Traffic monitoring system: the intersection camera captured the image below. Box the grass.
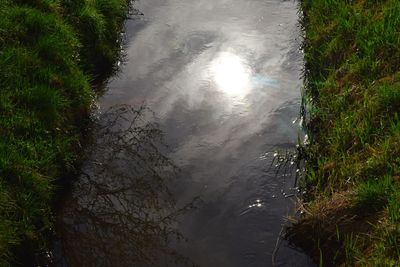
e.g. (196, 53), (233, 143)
(288, 0), (400, 265)
(0, 0), (128, 265)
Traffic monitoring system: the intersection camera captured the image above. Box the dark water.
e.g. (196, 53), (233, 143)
(54, 0), (315, 266)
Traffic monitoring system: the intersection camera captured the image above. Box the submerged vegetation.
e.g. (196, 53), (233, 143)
(288, 0), (400, 265)
(0, 0), (128, 265)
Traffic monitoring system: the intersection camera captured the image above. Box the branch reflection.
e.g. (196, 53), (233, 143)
(55, 105), (195, 267)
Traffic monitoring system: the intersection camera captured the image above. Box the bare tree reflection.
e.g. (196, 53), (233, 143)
(55, 105), (195, 267)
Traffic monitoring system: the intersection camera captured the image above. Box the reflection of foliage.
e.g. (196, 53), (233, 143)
(57, 105), (195, 267)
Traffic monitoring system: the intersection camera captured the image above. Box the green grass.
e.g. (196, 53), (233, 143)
(295, 0), (400, 265)
(0, 0), (128, 265)
(354, 175), (395, 211)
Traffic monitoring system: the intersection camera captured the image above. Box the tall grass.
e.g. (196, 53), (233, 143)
(296, 0), (400, 264)
(0, 0), (128, 265)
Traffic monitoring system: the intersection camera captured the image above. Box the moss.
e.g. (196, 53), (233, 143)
(0, 0), (128, 265)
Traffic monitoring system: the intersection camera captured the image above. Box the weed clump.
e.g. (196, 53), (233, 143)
(289, 0), (400, 265)
(0, 0), (128, 265)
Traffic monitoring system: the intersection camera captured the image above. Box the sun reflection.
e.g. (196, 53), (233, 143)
(210, 52), (251, 97)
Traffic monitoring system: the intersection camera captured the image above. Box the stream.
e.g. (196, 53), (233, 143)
(53, 0), (315, 266)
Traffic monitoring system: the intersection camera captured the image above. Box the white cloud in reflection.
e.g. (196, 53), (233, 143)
(210, 52), (251, 97)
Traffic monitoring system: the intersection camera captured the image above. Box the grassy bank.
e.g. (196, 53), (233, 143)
(0, 0), (128, 265)
(288, 0), (400, 265)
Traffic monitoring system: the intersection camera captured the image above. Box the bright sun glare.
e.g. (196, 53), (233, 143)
(210, 52), (251, 97)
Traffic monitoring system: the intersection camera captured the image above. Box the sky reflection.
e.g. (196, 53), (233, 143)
(96, 0), (311, 265)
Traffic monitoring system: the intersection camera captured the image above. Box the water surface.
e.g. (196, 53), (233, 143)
(56, 0), (314, 266)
